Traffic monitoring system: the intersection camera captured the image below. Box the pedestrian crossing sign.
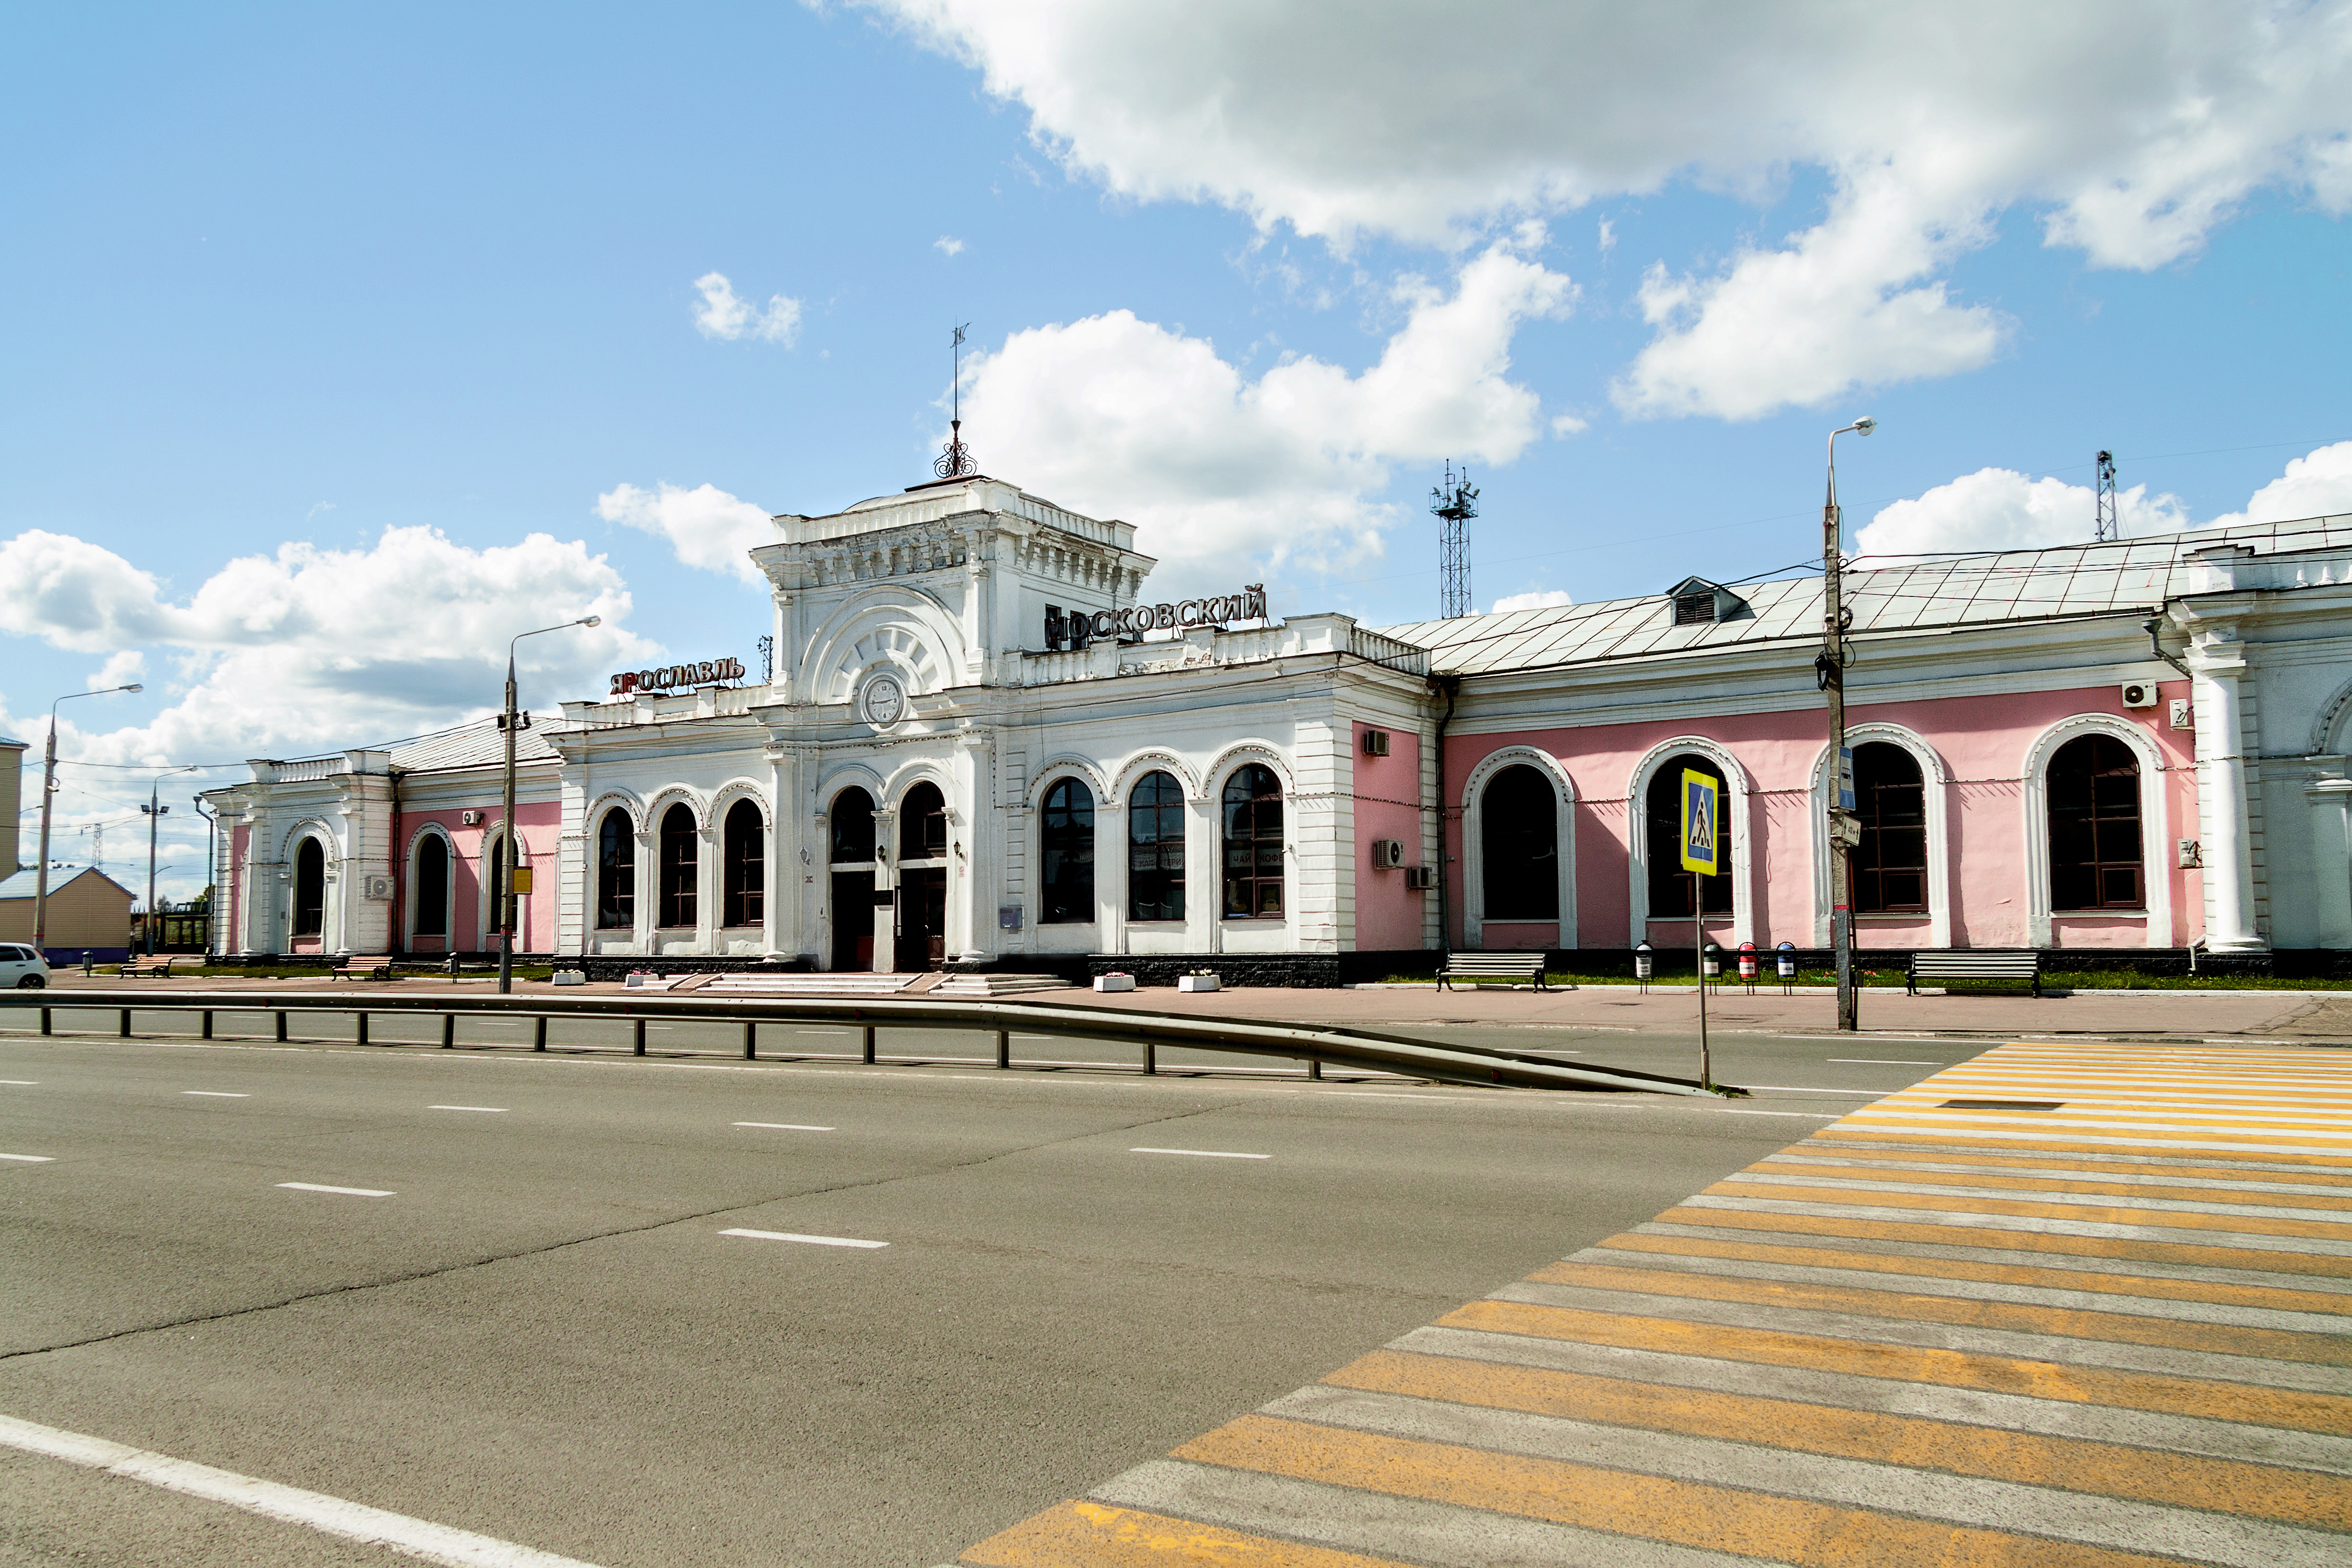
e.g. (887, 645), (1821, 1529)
(1679, 769), (1719, 877)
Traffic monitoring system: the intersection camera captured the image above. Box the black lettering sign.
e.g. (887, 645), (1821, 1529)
(1041, 584), (1267, 651)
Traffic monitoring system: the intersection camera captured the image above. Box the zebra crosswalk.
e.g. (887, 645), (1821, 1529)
(957, 1041), (2352, 1567)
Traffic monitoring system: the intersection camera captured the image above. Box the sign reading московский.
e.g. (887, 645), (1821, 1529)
(610, 657), (746, 696)
(1044, 585), (1267, 650)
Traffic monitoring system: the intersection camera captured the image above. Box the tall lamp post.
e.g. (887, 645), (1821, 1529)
(497, 617), (600, 994)
(32, 683), (142, 958)
(1819, 416), (1875, 1032)
(192, 793), (219, 960)
(140, 766), (200, 956)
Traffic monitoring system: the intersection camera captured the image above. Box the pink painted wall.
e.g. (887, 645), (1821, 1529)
(1446, 680), (2199, 951)
(393, 802), (565, 953)
(1353, 721), (1427, 950)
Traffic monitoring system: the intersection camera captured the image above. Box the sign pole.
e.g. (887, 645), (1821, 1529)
(1696, 909), (1709, 1090)
(1679, 767), (1719, 1091)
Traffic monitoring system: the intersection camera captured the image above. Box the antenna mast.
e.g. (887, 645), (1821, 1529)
(935, 322), (978, 479)
(2094, 450), (2119, 542)
(1430, 461), (1479, 619)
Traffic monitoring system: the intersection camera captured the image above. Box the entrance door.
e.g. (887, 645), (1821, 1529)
(831, 872), (874, 971)
(895, 867), (947, 971)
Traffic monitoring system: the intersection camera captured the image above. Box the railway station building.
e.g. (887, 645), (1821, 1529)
(202, 473), (2352, 980)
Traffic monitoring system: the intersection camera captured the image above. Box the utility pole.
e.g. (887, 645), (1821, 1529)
(1431, 462), (1478, 619)
(1819, 417), (1874, 1033)
(498, 618), (601, 993)
(2094, 451), (2119, 542)
(32, 683), (141, 957)
(141, 796), (167, 956)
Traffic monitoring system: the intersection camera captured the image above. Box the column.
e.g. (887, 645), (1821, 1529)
(1096, 799), (1126, 954)
(870, 809), (896, 973)
(633, 824), (656, 957)
(695, 819), (719, 955)
(2191, 638), (2262, 951)
(2307, 776), (2352, 949)
(764, 748), (799, 961)
(1189, 795), (1219, 954)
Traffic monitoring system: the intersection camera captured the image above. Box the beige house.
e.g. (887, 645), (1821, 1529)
(0, 867), (136, 959)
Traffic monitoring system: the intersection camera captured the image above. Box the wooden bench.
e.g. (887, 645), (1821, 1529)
(330, 954), (396, 981)
(1907, 949), (2040, 997)
(118, 955), (179, 978)
(1437, 951), (1552, 992)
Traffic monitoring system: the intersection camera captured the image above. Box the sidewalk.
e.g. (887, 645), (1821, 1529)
(32, 971), (2350, 1041)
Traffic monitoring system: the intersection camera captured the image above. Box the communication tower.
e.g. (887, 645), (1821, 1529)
(1431, 462), (1479, 619)
(2094, 450), (2120, 542)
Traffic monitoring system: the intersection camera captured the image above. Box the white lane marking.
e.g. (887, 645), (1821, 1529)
(0, 1079), (36, 1085)
(1721, 1110), (1842, 1119)
(733, 1122), (835, 1131)
(795, 1029), (845, 1035)
(0, 1410), (606, 1568)
(1828, 1059), (1940, 1065)
(720, 1228), (886, 1248)
(1320, 1091), (1484, 1102)
(1131, 1147), (1271, 1159)
(429, 1105), (509, 1113)
(277, 1182), (393, 1196)
(183, 1091), (249, 1098)
(0, 1153), (57, 1163)
(1746, 1086), (1898, 1096)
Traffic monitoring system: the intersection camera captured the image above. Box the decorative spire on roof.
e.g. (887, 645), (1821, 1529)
(934, 321), (978, 479)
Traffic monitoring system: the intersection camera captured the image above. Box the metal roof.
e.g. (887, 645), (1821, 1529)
(1377, 515), (2352, 677)
(385, 719), (559, 772)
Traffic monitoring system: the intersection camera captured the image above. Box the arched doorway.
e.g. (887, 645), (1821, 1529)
(828, 787), (877, 971)
(896, 782), (949, 970)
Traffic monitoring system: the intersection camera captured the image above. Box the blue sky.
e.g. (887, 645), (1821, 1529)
(5, 1), (2350, 898)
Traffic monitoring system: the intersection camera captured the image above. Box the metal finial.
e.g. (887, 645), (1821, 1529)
(935, 321), (978, 478)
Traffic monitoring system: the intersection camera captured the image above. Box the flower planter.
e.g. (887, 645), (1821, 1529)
(1176, 975), (1221, 992)
(1092, 973), (1136, 992)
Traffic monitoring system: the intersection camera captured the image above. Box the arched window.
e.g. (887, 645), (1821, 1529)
(829, 787), (875, 864)
(1644, 755), (1732, 918)
(2050, 735), (2143, 910)
(723, 799), (764, 928)
(414, 834), (449, 937)
(1222, 764), (1284, 918)
(901, 783), (948, 860)
(1852, 743), (1926, 913)
(1128, 771), (1186, 922)
(1038, 778), (1095, 924)
(595, 811), (635, 930)
(1481, 765), (1559, 920)
(293, 837), (326, 936)
(658, 804), (698, 928)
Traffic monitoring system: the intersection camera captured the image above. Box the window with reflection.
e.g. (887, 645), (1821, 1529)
(2049, 735), (2143, 910)
(1851, 743), (1927, 913)
(595, 811), (634, 930)
(829, 787), (875, 864)
(1222, 764), (1284, 918)
(658, 804), (698, 928)
(723, 799), (764, 928)
(1128, 771), (1186, 921)
(414, 834), (449, 937)
(1038, 778), (1095, 923)
(293, 837), (326, 936)
(1644, 755), (1733, 918)
(1481, 764), (1559, 920)
(900, 783), (948, 860)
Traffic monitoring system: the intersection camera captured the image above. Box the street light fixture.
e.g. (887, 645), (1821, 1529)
(1821, 416), (1874, 1033)
(32, 683), (142, 959)
(140, 766), (202, 956)
(496, 617), (601, 993)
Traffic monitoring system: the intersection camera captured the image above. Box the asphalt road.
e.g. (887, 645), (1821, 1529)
(0, 1010), (1985, 1567)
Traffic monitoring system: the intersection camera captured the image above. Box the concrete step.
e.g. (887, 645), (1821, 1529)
(699, 973), (915, 995)
(928, 974), (1075, 997)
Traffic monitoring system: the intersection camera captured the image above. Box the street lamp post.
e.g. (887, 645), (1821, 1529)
(192, 794), (218, 960)
(32, 684), (142, 958)
(140, 767), (200, 956)
(497, 618), (600, 994)
(1819, 416), (1875, 1033)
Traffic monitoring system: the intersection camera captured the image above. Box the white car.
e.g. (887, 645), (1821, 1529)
(0, 945), (51, 989)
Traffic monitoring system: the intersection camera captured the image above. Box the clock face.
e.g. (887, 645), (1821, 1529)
(862, 673), (905, 727)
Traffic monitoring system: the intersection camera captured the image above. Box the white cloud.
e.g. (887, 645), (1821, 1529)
(958, 240), (1574, 585)
(691, 271), (803, 344)
(855, 1), (2352, 417)
(2206, 441), (2352, 529)
(934, 235), (966, 255)
(1856, 469), (2190, 557)
(1492, 588), (1574, 613)
(595, 483), (777, 584)
(86, 650), (146, 690)
(0, 527), (652, 768)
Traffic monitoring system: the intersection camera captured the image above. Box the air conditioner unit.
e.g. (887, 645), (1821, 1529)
(461, 810), (483, 826)
(1371, 838), (1405, 869)
(1362, 729), (1391, 756)
(2119, 681), (2159, 709)
(1404, 865), (1437, 891)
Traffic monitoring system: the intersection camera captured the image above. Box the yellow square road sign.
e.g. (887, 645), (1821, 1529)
(1679, 770), (1718, 877)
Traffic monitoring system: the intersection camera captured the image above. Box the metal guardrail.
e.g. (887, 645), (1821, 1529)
(0, 989), (1721, 1096)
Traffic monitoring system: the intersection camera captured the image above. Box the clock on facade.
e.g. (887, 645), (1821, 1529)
(861, 672), (906, 728)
